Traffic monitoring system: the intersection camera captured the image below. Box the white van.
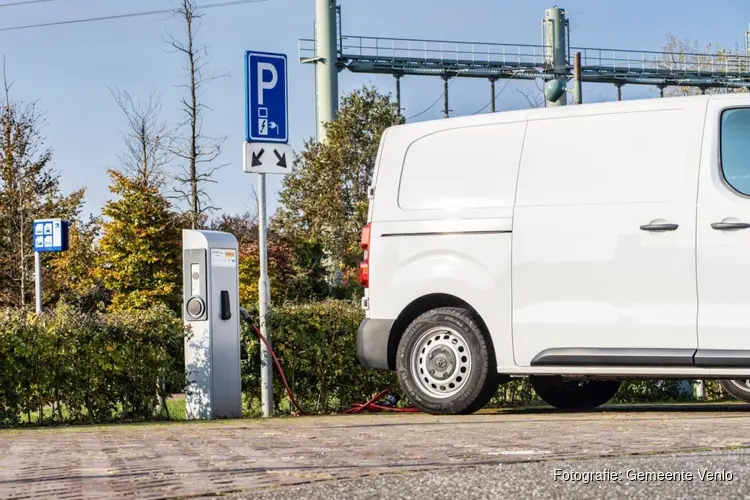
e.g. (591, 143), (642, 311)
(356, 92), (750, 415)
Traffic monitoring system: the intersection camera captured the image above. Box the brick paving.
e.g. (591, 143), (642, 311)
(1, 405), (750, 499)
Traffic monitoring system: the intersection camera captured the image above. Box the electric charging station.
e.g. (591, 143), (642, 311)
(182, 229), (242, 420)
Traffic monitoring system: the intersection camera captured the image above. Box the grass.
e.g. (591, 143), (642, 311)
(2, 387), (744, 430)
(4, 394), (274, 429)
(166, 398), (186, 420)
(9, 397), (188, 427)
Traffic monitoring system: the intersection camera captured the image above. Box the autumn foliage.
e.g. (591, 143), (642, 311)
(97, 170), (182, 312)
(0, 82), (85, 308)
(274, 85), (403, 299)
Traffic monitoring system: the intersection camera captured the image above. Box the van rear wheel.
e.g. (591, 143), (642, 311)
(720, 379), (750, 402)
(530, 376), (621, 410)
(396, 307), (499, 415)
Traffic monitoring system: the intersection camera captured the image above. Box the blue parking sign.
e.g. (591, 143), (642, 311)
(245, 51), (288, 144)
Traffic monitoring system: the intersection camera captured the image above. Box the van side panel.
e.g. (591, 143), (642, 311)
(370, 228), (514, 366)
(397, 125), (523, 211)
(511, 102), (705, 368)
(367, 120), (526, 370)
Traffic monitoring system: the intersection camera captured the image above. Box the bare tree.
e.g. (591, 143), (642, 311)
(110, 87), (171, 190)
(0, 59), (84, 307)
(566, 10), (584, 34)
(164, 0), (228, 229)
(516, 79), (548, 108)
(658, 33), (749, 97)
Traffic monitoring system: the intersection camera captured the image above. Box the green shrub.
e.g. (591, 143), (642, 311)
(240, 299), (397, 415)
(0, 304), (187, 426)
(611, 380), (693, 404)
(239, 300), (738, 414)
(489, 379), (540, 407)
(487, 379), (708, 409)
(704, 379), (732, 401)
(1, 297), (736, 427)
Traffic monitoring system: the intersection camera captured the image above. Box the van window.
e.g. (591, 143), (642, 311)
(398, 122), (526, 211)
(720, 108), (750, 196)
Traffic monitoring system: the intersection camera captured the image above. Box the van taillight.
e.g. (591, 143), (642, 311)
(359, 223), (371, 287)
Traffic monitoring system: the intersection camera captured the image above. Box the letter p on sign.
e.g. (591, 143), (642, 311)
(257, 62), (278, 106)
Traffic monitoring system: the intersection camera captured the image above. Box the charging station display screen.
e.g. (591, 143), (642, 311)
(211, 248), (237, 268)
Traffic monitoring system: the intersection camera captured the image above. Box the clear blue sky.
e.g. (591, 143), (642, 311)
(3, 0), (750, 220)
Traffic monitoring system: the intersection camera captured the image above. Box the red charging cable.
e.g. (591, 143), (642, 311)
(248, 320), (420, 415)
(250, 322), (308, 415)
(345, 388), (420, 414)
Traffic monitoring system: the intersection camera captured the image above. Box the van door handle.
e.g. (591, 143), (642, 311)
(640, 223), (678, 231)
(711, 221), (750, 230)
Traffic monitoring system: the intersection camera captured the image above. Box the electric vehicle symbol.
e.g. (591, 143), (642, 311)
(257, 107), (279, 136)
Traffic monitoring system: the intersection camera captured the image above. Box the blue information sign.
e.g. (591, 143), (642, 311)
(33, 218), (69, 253)
(245, 51), (289, 144)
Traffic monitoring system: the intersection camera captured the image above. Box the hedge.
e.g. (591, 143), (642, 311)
(0, 300), (736, 426)
(240, 299), (397, 415)
(488, 379), (709, 408)
(0, 304), (186, 426)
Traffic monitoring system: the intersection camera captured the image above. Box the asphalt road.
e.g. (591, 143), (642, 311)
(240, 450), (748, 499)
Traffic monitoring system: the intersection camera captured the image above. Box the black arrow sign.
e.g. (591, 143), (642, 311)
(274, 149), (287, 168)
(251, 148), (265, 167)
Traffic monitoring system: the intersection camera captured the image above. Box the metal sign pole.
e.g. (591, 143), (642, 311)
(32, 218), (69, 313)
(34, 251), (41, 314)
(257, 172), (273, 418)
(244, 49), (291, 418)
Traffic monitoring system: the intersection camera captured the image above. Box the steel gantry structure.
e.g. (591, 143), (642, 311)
(300, 2), (750, 136)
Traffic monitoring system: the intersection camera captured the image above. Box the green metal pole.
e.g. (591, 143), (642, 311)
(544, 6), (568, 107)
(315, 0), (338, 142)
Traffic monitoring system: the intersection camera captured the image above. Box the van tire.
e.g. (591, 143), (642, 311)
(720, 379), (750, 402)
(395, 307), (498, 415)
(530, 376), (621, 410)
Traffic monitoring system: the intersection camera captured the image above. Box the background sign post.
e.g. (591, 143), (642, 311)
(32, 218), (69, 313)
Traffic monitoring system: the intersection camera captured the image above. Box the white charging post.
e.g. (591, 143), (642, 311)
(182, 229), (242, 419)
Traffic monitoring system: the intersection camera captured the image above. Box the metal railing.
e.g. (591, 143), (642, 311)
(299, 34), (750, 84)
(300, 35), (551, 69)
(571, 46), (750, 77)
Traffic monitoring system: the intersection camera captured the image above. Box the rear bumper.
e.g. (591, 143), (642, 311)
(356, 318), (394, 371)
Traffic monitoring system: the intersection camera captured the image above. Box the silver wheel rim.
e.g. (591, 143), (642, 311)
(410, 326), (472, 399)
(728, 379), (750, 392)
